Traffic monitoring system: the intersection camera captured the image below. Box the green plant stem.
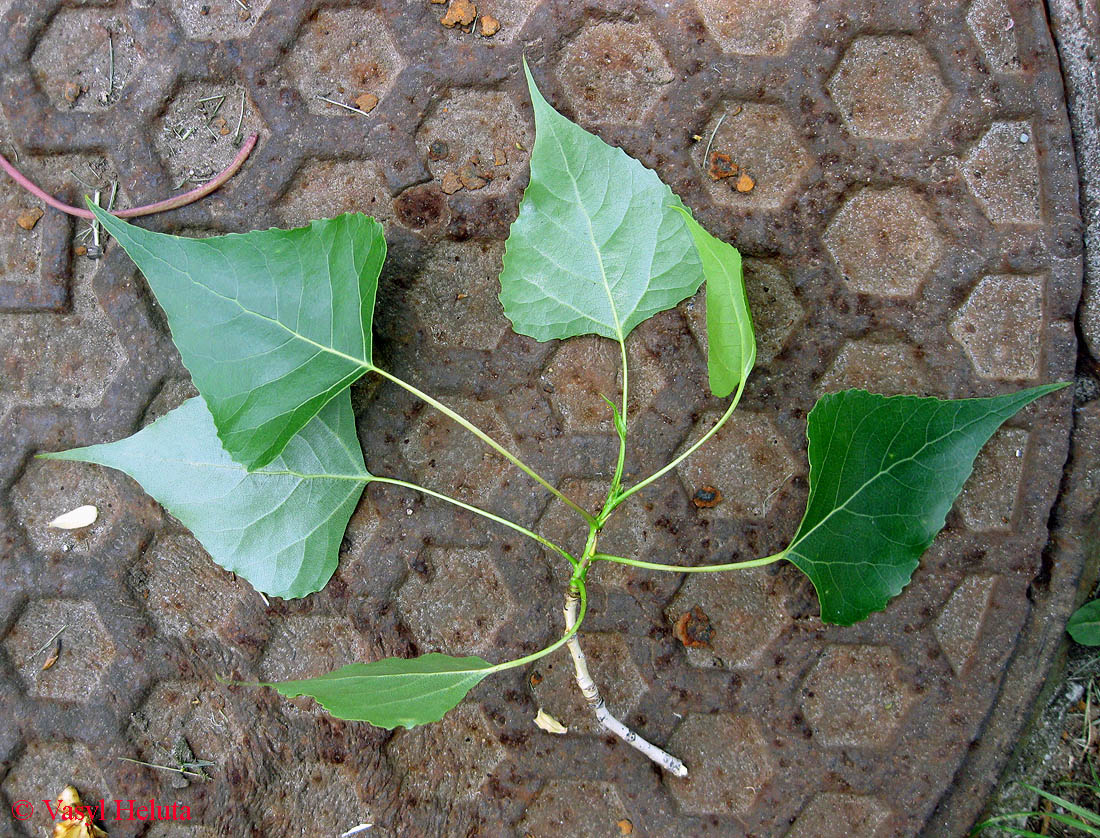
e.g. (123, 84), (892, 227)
(372, 366), (596, 526)
(593, 551), (784, 573)
(484, 580), (588, 674)
(608, 338), (629, 504)
(610, 375), (747, 512)
(372, 476), (577, 567)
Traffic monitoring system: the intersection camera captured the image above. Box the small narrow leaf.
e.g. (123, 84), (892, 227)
(785, 384), (1066, 625)
(266, 653), (495, 729)
(534, 708), (568, 734)
(673, 208), (755, 397)
(42, 390), (368, 599)
(499, 59), (704, 342)
(47, 504), (98, 530)
(1068, 600), (1100, 646)
(90, 204), (385, 470)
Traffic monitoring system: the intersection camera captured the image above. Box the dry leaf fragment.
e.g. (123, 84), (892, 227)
(48, 505), (98, 530)
(43, 637), (61, 670)
(17, 206), (44, 230)
(735, 172), (755, 192)
(480, 14), (501, 36)
(534, 708), (568, 734)
(52, 785), (108, 838)
(440, 0), (476, 28)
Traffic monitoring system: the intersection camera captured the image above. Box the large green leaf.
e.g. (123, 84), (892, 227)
(90, 204), (384, 470)
(266, 653), (495, 729)
(673, 208), (755, 397)
(1068, 600), (1100, 646)
(42, 390), (369, 599)
(785, 385), (1065, 625)
(498, 60), (703, 342)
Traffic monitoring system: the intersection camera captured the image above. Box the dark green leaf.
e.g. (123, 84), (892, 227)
(786, 385), (1066, 625)
(266, 653), (495, 729)
(42, 390), (369, 599)
(499, 60), (703, 342)
(1068, 600), (1100, 646)
(673, 208), (755, 397)
(90, 204), (384, 470)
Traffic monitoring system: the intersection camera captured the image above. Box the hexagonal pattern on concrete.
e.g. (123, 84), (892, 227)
(153, 81), (266, 187)
(786, 793), (892, 838)
(417, 89), (532, 199)
(694, 0), (813, 56)
(682, 258), (804, 368)
(540, 335), (667, 433)
(665, 568), (788, 669)
(801, 645), (916, 749)
(11, 457), (123, 557)
(278, 158), (395, 228)
(828, 36), (949, 140)
(30, 8), (146, 111)
(1, 742), (109, 837)
(557, 21), (675, 127)
(387, 703), (506, 803)
(693, 103), (814, 209)
(825, 187), (944, 297)
(961, 121), (1043, 225)
(967, 0), (1022, 73)
(3, 598), (116, 701)
(676, 411), (798, 520)
(168, 0), (272, 41)
(282, 7), (403, 116)
(258, 615), (374, 683)
(407, 240), (510, 349)
(664, 713), (775, 816)
(933, 575), (998, 676)
(956, 428), (1030, 531)
(401, 396), (517, 505)
(127, 680), (239, 777)
(949, 274), (1045, 380)
(528, 633), (647, 735)
(518, 780), (631, 838)
(819, 338), (931, 396)
(397, 547), (516, 655)
(129, 532), (265, 647)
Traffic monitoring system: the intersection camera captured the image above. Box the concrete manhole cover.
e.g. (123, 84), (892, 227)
(0, 1), (1094, 836)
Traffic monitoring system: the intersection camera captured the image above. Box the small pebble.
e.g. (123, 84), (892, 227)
(480, 14), (501, 37)
(355, 92), (379, 113)
(63, 81), (81, 104)
(16, 207), (43, 230)
(441, 0), (476, 28)
(440, 171), (463, 194)
(1019, 132), (1029, 143)
(735, 172), (755, 192)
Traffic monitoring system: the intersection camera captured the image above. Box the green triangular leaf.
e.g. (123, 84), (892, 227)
(785, 384), (1066, 625)
(1068, 600), (1100, 646)
(42, 390), (369, 599)
(90, 204), (384, 470)
(498, 59), (704, 342)
(673, 208), (755, 397)
(266, 653), (495, 729)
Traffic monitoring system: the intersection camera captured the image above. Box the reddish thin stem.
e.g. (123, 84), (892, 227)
(0, 132), (258, 220)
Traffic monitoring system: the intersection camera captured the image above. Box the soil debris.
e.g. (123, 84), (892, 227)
(493, 147), (507, 166)
(440, 171), (463, 194)
(480, 14), (501, 37)
(63, 81), (81, 104)
(441, 0), (476, 28)
(735, 172), (755, 192)
(428, 139), (450, 161)
(16, 206), (44, 230)
(618, 820), (634, 836)
(692, 485), (723, 508)
(457, 163), (487, 190)
(673, 605), (715, 649)
(706, 151), (736, 180)
(354, 92), (379, 114)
